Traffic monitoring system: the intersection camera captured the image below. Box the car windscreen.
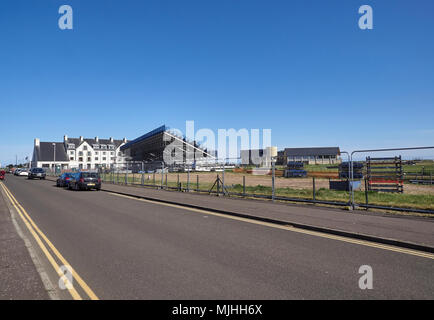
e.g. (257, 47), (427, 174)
(33, 168), (44, 172)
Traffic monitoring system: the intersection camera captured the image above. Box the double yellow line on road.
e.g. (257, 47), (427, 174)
(0, 182), (98, 300)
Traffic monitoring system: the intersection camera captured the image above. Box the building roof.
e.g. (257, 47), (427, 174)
(65, 138), (126, 148)
(120, 125), (167, 150)
(36, 142), (69, 162)
(284, 147), (340, 157)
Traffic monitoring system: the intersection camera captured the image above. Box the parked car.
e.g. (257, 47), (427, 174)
(19, 170), (29, 176)
(0, 170), (5, 180)
(28, 167), (46, 180)
(68, 171), (101, 191)
(56, 172), (73, 187)
(15, 169), (29, 176)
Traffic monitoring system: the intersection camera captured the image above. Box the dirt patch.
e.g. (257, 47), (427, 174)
(136, 172), (434, 195)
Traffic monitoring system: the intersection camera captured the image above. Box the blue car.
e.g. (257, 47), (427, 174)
(56, 172), (74, 188)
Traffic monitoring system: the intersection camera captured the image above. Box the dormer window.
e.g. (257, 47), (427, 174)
(108, 145), (115, 150)
(93, 144), (99, 149)
(100, 144), (107, 149)
(68, 144), (75, 149)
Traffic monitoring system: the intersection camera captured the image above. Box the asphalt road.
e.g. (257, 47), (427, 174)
(3, 175), (434, 299)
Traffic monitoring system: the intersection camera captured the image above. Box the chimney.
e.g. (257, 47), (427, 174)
(34, 138), (40, 147)
(64, 135), (68, 142)
(123, 137), (127, 143)
(95, 136), (99, 143)
(79, 136), (83, 142)
(109, 137), (114, 143)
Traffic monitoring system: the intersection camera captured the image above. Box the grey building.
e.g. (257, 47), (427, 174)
(281, 147), (341, 165)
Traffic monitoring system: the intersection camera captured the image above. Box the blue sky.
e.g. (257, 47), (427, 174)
(1, 0), (433, 165)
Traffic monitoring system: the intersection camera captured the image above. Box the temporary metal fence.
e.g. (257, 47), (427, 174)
(99, 158), (352, 209)
(45, 149), (434, 215)
(349, 146), (434, 214)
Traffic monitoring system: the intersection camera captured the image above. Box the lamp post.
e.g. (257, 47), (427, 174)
(52, 143), (56, 175)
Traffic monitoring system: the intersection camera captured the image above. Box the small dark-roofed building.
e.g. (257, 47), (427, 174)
(282, 147), (341, 165)
(31, 140), (69, 169)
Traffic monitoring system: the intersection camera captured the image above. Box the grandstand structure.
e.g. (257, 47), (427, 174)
(120, 125), (217, 172)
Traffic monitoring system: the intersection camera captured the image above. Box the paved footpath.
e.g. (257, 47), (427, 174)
(0, 188), (50, 300)
(101, 182), (434, 249)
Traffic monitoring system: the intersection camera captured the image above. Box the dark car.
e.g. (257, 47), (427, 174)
(56, 172), (73, 187)
(0, 170), (5, 180)
(28, 167), (46, 180)
(68, 171), (101, 191)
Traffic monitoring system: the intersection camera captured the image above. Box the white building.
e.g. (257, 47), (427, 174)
(32, 135), (128, 171)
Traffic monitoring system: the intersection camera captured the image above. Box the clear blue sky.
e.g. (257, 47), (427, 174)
(1, 0), (433, 165)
